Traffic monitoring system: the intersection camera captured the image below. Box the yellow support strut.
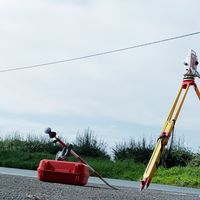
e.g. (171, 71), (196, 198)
(140, 79), (200, 191)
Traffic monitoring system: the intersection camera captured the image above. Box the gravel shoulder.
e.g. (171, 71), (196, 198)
(0, 174), (199, 200)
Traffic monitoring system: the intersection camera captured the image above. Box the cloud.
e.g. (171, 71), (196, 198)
(0, 0), (200, 149)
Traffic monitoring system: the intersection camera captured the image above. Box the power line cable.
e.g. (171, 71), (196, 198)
(0, 31), (200, 73)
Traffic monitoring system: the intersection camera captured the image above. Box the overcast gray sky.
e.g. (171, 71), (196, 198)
(0, 0), (200, 151)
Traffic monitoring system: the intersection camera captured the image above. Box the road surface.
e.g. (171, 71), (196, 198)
(0, 167), (200, 200)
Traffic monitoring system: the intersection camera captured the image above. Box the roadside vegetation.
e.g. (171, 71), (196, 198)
(0, 129), (200, 188)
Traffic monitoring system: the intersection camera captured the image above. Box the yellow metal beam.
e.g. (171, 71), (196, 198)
(162, 86), (183, 132)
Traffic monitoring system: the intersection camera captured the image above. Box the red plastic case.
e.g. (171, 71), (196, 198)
(37, 159), (89, 186)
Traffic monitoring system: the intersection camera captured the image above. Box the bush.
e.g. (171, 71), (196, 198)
(161, 138), (194, 168)
(0, 133), (61, 154)
(73, 128), (110, 159)
(113, 137), (194, 167)
(112, 138), (154, 164)
(0, 130), (110, 160)
(0, 131), (195, 167)
(189, 154), (200, 167)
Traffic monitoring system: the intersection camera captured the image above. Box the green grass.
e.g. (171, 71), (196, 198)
(0, 150), (54, 169)
(154, 166), (200, 188)
(0, 150), (145, 180)
(86, 158), (145, 180)
(1, 150), (200, 189)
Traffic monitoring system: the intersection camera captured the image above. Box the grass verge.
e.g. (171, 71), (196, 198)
(0, 150), (200, 188)
(154, 166), (200, 188)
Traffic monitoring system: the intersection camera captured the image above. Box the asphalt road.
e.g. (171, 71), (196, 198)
(0, 167), (200, 200)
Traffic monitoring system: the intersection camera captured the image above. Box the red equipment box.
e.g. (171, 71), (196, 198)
(37, 159), (89, 186)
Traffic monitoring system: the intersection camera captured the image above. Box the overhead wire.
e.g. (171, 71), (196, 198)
(0, 31), (200, 73)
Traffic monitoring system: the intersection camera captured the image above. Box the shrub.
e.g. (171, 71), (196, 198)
(189, 154), (200, 167)
(113, 136), (194, 167)
(161, 146), (193, 168)
(0, 133), (61, 154)
(112, 138), (154, 164)
(73, 128), (110, 159)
